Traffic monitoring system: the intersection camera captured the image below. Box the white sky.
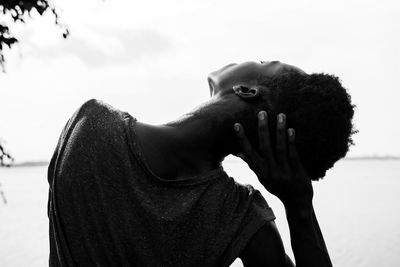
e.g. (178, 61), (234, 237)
(0, 0), (399, 162)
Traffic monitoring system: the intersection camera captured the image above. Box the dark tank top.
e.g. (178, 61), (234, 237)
(48, 99), (275, 267)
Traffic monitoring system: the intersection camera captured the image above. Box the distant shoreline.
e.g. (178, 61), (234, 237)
(343, 156), (400, 161)
(2, 156), (399, 169)
(5, 161), (49, 168)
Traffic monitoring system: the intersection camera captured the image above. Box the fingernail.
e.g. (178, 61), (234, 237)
(232, 85), (240, 91)
(288, 128), (294, 136)
(258, 111), (265, 120)
(234, 123), (240, 132)
(278, 113), (285, 123)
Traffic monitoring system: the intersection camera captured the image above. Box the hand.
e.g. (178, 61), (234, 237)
(234, 111), (313, 207)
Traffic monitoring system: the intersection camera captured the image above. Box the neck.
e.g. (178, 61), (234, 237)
(135, 98), (254, 179)
(163, 106), (238, 172)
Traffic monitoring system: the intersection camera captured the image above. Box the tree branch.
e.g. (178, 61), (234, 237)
(0, 0), (69, 72)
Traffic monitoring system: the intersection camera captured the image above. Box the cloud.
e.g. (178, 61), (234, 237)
(24, 27), (174, 67)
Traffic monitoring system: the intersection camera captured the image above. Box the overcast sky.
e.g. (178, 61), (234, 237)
(1, 0), (399, 162)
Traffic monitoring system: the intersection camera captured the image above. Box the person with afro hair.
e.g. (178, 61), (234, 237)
(48, 60), (355, 267)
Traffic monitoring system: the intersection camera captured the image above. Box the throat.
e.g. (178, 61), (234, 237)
(134, 121), (227, 181)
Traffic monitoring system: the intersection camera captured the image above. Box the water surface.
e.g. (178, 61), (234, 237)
(1, 159), (399, 266)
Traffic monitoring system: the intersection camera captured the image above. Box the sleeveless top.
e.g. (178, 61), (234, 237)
(48, 99), (275, 267)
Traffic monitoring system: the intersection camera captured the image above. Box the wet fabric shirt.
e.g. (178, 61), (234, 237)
(47, 99), (276, 267)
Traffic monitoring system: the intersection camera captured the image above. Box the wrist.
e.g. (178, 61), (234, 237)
(284, 200), (313, 221)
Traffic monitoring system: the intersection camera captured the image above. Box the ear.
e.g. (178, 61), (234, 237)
(232, 85), (260, 101)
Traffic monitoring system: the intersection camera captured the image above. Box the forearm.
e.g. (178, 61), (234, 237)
(234, 112), (333, 266)
(285, 203), (332, 267)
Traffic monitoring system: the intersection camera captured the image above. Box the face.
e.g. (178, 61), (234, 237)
(207, 61), (306, 97)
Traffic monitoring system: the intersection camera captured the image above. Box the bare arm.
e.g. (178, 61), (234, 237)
(240, 221), (294, 267)
(234, 111), (332, 267)
(285, 203), (332, 267)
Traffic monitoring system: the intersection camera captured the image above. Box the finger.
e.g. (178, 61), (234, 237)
(258, 111), (275, 165)
(287, 128), (307, 176)
(234, 123), (259, 161)
(276, 113), (289, 168)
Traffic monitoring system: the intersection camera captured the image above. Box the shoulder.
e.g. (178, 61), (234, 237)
(65, 99), (129, 140)
(233, 182), (262, 200)
(239, 221), (288, 267)
(232, 182), (276, 222)
(76, 99), (111, 117)
(72, 99), (129, 125)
